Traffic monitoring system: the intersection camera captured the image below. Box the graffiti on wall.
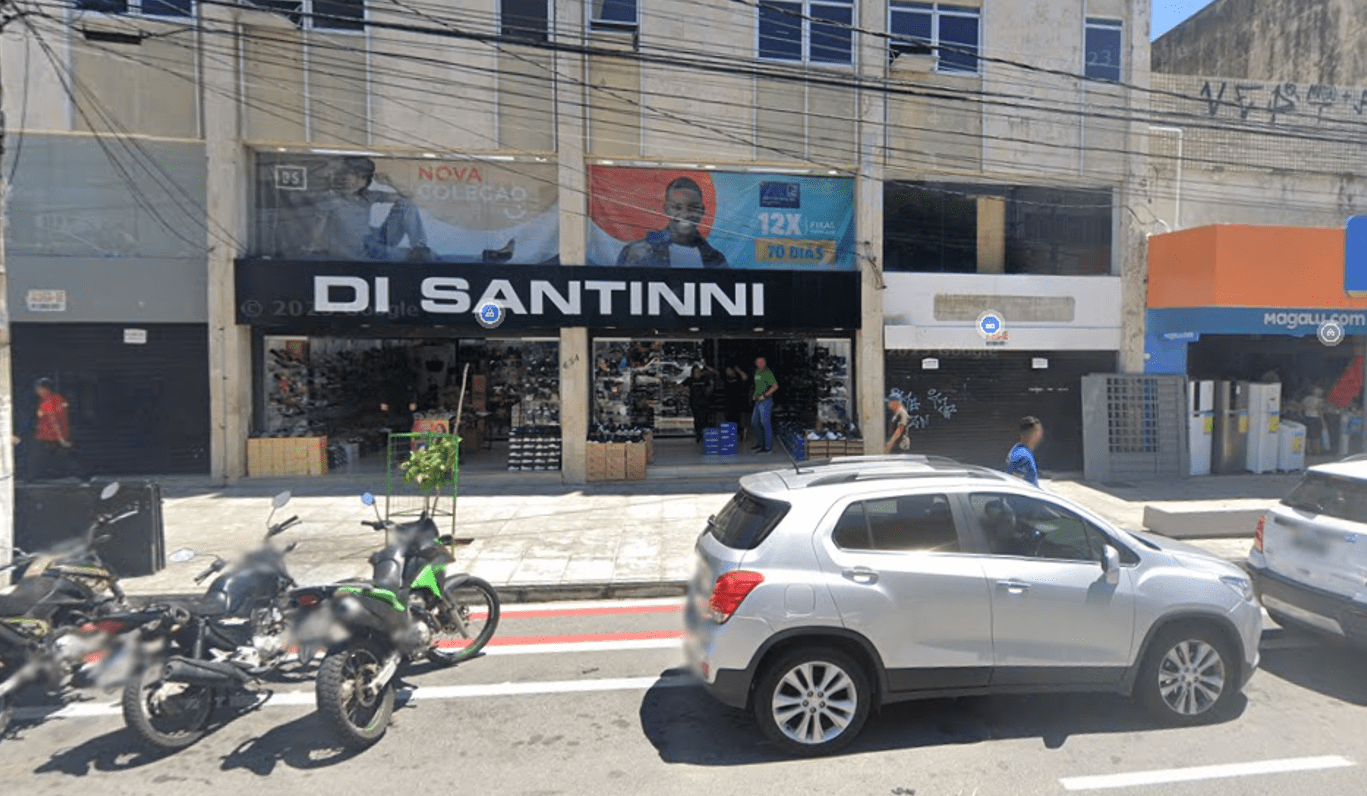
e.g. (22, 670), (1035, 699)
(1197, 79), (1367, 125)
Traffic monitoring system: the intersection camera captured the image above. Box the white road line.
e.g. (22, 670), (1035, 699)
(1060, 756), (1356, 791)
(10, 674), (697, 722)
(485, 638), (682, 655)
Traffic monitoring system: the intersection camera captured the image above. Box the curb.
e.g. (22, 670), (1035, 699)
(123, 580), (691, 606)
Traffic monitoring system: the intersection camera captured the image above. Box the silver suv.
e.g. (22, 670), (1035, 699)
(1248, 459), (1367, 644)
(684, 456), (1262, 756)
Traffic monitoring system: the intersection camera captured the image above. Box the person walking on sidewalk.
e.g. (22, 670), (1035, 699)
(751, 357), (778, 454)
(885, 393), (912, 454)
(1006, 416), (1043, 487)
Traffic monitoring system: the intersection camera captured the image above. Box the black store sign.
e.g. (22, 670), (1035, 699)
(235, 259), (861, 331)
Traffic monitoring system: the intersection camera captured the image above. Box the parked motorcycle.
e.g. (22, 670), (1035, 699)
(0, 483), (139, 736)
(118, 491), (314, 750)
(306, 493), (500, 749)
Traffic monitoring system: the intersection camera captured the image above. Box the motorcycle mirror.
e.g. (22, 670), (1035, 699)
(100, 482), (120, 501)
(361, 492), (376, 507)
(272, 491), (292, 509)
(169, 548), (196, 564)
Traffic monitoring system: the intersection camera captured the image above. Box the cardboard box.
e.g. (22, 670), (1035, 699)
(586, 443), (609, 481)
(605, 443), (628, 480)
(625, 441), (648, 480)
(644, 431), (655, 464)
(248, 436), (329, 477)
(807, 440), (828, 460)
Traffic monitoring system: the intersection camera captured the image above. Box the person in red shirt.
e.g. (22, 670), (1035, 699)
(32, 378), (78, 480)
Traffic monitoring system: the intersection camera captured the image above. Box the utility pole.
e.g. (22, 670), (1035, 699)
(0, 20), (13, 569)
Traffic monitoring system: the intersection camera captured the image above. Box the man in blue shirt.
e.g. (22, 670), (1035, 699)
(1006, 416), (1043, 487)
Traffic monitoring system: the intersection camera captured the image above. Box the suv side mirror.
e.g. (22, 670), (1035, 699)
(1102, 545), (1121, 585)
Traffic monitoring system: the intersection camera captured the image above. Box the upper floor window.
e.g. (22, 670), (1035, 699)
(591, 0), (637, 33)
(1085, 18), (1123, 82)
(235, 0), (365, 31)
(890, 2), (980, 75)
(74, 0), (192, 18)
(503, 0), (549, 42)
(758, 0), (854, 65)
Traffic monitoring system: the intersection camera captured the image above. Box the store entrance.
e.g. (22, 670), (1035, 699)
(590, 335), (857, 463)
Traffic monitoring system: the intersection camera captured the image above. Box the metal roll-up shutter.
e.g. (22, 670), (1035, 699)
(13, 323), (211, 476)
(883, 350), (1117, 472)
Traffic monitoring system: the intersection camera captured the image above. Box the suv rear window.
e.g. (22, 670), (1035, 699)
(709, 491), (791, 550)
(1282, 471), (1367, 523)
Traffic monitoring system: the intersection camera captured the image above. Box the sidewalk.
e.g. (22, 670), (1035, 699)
(106, 466), (1270, 602)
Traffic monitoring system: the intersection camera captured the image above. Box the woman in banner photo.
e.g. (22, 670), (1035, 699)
(616, 177), (729, 269)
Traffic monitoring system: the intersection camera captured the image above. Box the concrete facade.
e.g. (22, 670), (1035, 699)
(2, 0), (1153, 482)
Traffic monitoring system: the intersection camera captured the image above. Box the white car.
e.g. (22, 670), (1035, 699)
(1248, 459), (1367, 643)
(685, 455), (1262, 756)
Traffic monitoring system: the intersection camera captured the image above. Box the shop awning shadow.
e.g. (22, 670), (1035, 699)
(638, 669), (1247, 765)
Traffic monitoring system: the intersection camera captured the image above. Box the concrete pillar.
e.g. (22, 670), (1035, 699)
(976, 196), (1006, 274)
(555, 0), (589, 484)
(1118, 3), (1153, 375)
(856, 0), (887, 455)
(202, 7), (252, 482)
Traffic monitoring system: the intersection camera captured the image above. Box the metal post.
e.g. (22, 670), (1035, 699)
(0, 31), (15, 568)
(1359, 337), (1367, 456)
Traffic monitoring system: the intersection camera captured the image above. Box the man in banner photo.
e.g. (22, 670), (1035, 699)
(587, 166), (855, 270)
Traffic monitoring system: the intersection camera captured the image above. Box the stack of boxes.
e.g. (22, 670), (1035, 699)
(586, 439), (648, 481)
(508, 426), (562, 471)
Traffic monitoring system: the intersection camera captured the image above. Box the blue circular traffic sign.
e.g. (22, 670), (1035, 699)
(476, 301), (505, 329)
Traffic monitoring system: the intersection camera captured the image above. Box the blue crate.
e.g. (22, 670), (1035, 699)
(720, 422), (738, 432)
(703, 429), (721, 441)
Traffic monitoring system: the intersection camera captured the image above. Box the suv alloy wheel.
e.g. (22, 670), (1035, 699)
(753, 647), (872, 757)
(1137, 624), (1237, 725)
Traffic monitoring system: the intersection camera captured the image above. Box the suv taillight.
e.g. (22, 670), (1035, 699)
(1254, 516), (1266, 552)
(708, 571), (764, 623)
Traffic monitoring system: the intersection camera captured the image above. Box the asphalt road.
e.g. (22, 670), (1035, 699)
(3, 598), (1367, 796)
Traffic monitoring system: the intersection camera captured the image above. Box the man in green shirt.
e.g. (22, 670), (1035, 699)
(751, 357), (778, 454)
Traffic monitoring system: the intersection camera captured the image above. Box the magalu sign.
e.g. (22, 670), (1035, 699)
(235, 260), (861, 331)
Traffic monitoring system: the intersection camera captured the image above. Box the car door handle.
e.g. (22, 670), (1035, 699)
(842, 567), (879, 585)
(996, 580), (1031, 593)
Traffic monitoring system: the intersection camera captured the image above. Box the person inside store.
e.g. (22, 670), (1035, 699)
(1006, 416), (1044, 488)
(28, 378), (84, 481)
(378, 379), (418, 436)
(885, 392), (912, 454)
(682, 364), (718, 443)
(1301, 385), (1326, 455)
(723, 364), (750, 443)
(311, 156), (433, 262)
(751, 357), (778, 454)
(616, 177), (729, 268)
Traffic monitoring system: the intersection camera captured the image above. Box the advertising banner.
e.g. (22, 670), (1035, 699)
(586, 165), (855, 270)
(253, 152), (560, 264)
(235, 259), (861, 332)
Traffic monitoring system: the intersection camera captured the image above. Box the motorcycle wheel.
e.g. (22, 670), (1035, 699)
(121, 663), (214, 750)
(428, 576), (500, 666)
(317, 644), (395, 750)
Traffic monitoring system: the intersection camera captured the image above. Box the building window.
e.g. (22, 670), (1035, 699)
(1085, 18), (1123, 82)
(890, 2), (980, 75)
(758, 0), (854, 65)
(74, 0), (192, 18)
(503, 0), (549, 42)
(235, 0), (365, 31)
(591, 0), (637, 33)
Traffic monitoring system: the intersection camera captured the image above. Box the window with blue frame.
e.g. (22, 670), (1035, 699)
(1085, 18), (1124, 82)
(889, 2), (980, 75)
(591, 0), (638, 32)
(758, 0), (854, 65)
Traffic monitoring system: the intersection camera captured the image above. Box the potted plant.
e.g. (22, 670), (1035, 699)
(399, 433), (460, 517)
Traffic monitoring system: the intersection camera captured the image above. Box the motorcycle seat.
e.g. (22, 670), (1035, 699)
(162, 592), (232, 619)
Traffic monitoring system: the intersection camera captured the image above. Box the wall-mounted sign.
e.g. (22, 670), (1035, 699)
(123, 328), (148, 345)
(235, 259), (861, 332)
(921, 358), (940, 370)
(26, 289), (66, 312)
(586, 165), (855, 271)
(1032, 357), (1049, 369)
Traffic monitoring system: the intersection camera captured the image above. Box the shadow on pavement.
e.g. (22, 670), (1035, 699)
(34, 727), (186, 776)
(638, 669), (1248, 765)
(1259, 633), (1367, 707)
(219, 712), (361, 774)
(1079, 474), (1300, 504)
(148, 477), (741, 502)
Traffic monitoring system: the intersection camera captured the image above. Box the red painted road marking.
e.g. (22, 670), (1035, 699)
(480, 604), (683, 621)
(438, 629), (683, 649)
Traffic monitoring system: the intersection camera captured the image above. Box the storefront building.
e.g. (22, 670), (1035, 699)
(235, 155), (866, 480)
(1146, 225), (1367, 453)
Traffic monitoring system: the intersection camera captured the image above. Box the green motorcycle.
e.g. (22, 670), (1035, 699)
(301, 493), (499, 749)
